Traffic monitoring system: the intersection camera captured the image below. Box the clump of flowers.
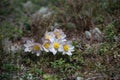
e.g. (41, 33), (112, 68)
(24, 29), (74, 56)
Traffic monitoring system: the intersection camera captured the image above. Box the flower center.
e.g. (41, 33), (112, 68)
(45, 35), (50, 40)
(63, 45), (69, 52)
(33, 45), (40, 51)
(53, 42), (60, 49)
(44, 42), (50, 49)
(54, 32), (61, 38)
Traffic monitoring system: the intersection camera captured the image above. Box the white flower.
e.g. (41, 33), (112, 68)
(42, 40), (51, 52)
(44, 31), (55, 42)
(24, 40), (42, 56)
(59, 41), (74, 56)
(53, 28), (66, 41)
(49, 39), (62, 55)
(24, 40), (34, 52)
(31, 43), (42, 56)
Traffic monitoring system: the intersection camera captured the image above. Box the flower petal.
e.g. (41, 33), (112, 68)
(36, 52), (40, 56)
(43, 47), (49, 52)
(67, 51), (72, 55)
(58, 46), (63, 52)
(50, 47), (57, 55)
(25, 48), (31, 52)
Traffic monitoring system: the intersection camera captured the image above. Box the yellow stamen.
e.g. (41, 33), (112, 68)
(53, 42), (60, 49)
(33, 45), (40, 51)
(54, 32), (61, 38)
(45, 35), (50, 40)
(44, 42), (50, 49)
(63, 45), (69, 52)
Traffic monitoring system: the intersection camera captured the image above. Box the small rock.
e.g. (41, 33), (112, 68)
(10, 42), (22, 53)
(85, 31), (92, 40)
(114, 35), (119, 42)
(42, 11), (52, 19)
(92, 27), (102, 41)
(32, 7), (52, 20)
(94, 33), (102, 41)
(23, 1), (33, 12)
(38, 7), (49, 15)
(27, 73), (33, 80)
(2, 38), (12, 53)
(50, 23), (61, 30)
(92, 27), (101, 34)
(76, 77), (83, 80)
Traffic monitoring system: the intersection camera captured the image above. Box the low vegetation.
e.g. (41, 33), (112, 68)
(0, 0), (120, 80)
